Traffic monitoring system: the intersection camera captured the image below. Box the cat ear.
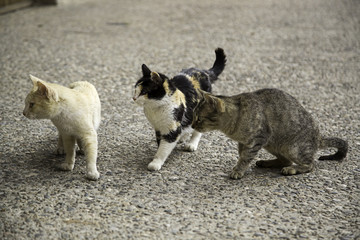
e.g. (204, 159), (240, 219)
(35, 79), (59, 101)
(204, 93), (225, 113)
(30, 74), (42, 87)
(215, 98), (226, 112)
(150, 71), (163, 84)
(142, 64), (151, 76)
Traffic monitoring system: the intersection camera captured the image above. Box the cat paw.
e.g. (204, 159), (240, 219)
(86, 170), (100, 181)
(147, 161), (162, 171)
(183, 143), (197, 152)
(229, 170), (244, 179)
(57, 162), (74, 171)
(281, 167), (297, 175)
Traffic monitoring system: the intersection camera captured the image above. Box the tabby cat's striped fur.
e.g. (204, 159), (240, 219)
(192, 88), (348, 179)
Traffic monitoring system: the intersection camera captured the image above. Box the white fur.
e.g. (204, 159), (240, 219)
(133, 88), (201, 170)
(23, 75), (101, 180)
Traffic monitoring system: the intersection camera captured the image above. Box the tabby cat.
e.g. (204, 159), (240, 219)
(133, 48), (226, 171)
(23, 75), (101, 180)
(192, 88), (348, 179)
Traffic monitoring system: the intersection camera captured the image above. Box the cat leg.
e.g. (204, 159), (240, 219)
(281, 162), (314, 175)
(76, 139), (85, 155)
(281, 145), (315, 175)
(148, 140), (177, 171)
(57, 134), (76, 171)
(178, 132), (190, 144)
(81, 131), (100, 180)
(56, 133), (65, 155)
(184, 130), (202, 152)
(230, 141), (263, 179)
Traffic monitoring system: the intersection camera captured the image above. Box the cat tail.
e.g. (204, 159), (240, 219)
(208, 48), (227, 83)
(318, 137), (348, 161)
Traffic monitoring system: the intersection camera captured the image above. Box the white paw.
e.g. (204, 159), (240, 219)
(184, 143), (197, 152)
(87, 170), (100, 181)
(57, 162), (74, 171)
(147, 161), (162, 171)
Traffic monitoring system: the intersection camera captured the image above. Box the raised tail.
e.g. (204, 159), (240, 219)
(318, 137), (348, 161)
(208, 48), (226, 83)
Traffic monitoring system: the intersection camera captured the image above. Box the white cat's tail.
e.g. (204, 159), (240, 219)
(318, 137), (348, 161)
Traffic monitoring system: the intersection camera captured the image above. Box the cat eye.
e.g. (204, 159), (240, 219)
(29, 102), (35, 108)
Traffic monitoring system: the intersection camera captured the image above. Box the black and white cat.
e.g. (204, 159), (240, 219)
(133, 48), (226, 171)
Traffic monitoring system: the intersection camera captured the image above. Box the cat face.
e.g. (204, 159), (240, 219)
(192, 90), (225, 132)
(133, 64), (167, 106)
(23, 75), (60, 119)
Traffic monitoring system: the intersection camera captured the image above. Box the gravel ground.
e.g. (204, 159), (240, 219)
(0, 0), (359, 239)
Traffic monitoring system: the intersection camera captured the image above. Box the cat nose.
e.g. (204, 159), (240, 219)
(132, 97), (137, 101)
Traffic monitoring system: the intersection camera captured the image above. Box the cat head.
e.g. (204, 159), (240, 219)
(191, 89), (225, 132)
(133, 64), (168, 105)
(23, 75), (60, 119)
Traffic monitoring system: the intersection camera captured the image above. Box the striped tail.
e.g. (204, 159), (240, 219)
(318, 137), (348, 160)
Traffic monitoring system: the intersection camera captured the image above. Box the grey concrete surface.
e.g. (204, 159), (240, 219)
(0, 0), (359, 239)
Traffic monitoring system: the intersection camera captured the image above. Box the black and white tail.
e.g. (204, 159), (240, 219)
(318, 137), (348, 160)
(209, 48), (227, 83)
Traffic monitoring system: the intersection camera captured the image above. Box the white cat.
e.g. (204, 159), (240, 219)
(23, 75), (101, 180)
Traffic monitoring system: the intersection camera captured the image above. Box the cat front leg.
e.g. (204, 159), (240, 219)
(81, 131), (100, 180)
(148, 139), (177, 171)
(184, 130), (202, 152)
(57, 134), (76, 171)
(230, 141), (263, 179)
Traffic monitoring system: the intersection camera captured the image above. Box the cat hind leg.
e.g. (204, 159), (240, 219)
(57, 135), (76, 171)
(56, 134), (65, 155)
(280, 145), (315, 175)
(281, 163), (314, 175)
(76, 139), (85, 155)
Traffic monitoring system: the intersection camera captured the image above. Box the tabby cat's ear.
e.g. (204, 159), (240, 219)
(150, 72), (163, 84)
(204, 93), (225, 113)
(215, 98), (226, 113)
(142, 64), (151, 76)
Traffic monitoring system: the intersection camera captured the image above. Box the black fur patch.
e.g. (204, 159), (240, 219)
(181, 69), (212, 92)
(135, 75), (167, 100)
(163, 127), (182, 143)
(173, 104), (185, 122)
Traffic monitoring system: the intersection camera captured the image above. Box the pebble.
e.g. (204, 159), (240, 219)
(0, 0), (358, 239)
